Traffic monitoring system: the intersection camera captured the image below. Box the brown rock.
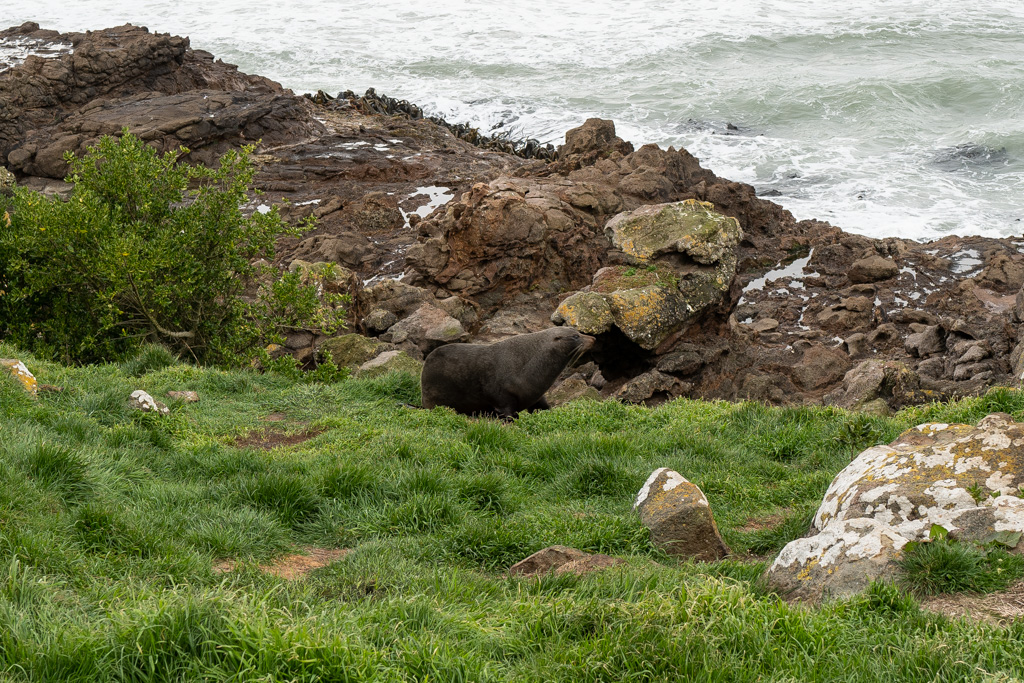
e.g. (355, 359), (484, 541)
(905, 324), (945, 357)
(634, 468), (729, 561)
(848, 255), (899, 284)
(546, 377), (602, 407)
(790, 345), (851, 391)
(508, 545), (624, 578)
(558, 118), (634, 163)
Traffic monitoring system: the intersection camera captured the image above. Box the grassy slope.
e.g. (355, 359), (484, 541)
(2, 342), (1024, 682)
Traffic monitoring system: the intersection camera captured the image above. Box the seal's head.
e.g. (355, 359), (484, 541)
(543, 326), (595, 368)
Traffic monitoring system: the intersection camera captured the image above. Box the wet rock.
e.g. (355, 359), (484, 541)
(356, 349), (422, 378)
(634, 468), (729, 561)
(1, 359), (37, 396)
(976, 252), (1024, 292)
(847, 255), (899, 283)
(508, 545), (624, 578)
(767, 414), (1024, 601)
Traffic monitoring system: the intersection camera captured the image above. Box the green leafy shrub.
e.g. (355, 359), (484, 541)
(0, 131), (345, 365)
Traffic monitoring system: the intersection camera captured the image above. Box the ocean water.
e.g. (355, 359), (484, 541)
(4, 1), (1024, 242)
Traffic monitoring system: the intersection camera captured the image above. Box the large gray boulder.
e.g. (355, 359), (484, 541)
(766, 413), (1024, 601)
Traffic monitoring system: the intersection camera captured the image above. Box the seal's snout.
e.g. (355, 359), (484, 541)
(578, 333), (595, 352)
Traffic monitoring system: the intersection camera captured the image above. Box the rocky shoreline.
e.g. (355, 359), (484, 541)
(4, 22), (1024, 411)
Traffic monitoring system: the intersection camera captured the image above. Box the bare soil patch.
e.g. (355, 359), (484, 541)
(234, 427), (324, 450)
(212, 547), (351, 579)
(738, 513), (786, 533)
(919, 579), (1024, 624)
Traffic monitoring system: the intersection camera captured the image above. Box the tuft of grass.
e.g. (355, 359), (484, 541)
(19, 441), (92, 503)
(120, 344), (178, 377)
(897, 538), (1024, 595)
(234, 470), (323, 528)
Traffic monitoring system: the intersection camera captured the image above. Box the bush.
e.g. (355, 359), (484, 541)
(0, 131), (345, 364)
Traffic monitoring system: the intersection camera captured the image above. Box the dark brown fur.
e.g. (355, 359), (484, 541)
(420, 327), (595, 418)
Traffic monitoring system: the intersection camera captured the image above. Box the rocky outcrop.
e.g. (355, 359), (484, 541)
(553, 200), (741, 351)
(634, 468), (729, 561)
(766, 413), (1024, 601)
(1, 23), (322, 176)
(5, 23), (1024, 408)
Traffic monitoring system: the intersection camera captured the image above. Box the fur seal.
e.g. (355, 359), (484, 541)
(420, 327), (595, 418)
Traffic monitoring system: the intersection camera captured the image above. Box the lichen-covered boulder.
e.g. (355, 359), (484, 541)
(767, 413), (1024, 601)
(553, 201), (741, 350)
(129, 390), (169, 415)
(552, 291), (614, 335)
(319, 334), (394, 369)
(604, 199), (741, 266)
(356, 350), (423, 378)
(608, 285), (692, 350)
(1, 359), (37, 396)
(634, 468), (730, 561)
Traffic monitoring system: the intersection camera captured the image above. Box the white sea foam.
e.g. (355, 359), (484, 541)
(5, 1), (1024, 241)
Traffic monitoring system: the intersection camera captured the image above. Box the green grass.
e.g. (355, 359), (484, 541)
(898, 539), (1024, 596)
(2, 342), (1024, 681)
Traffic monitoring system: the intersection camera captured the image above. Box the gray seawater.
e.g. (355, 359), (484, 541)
(4, 1), (1024, 241)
